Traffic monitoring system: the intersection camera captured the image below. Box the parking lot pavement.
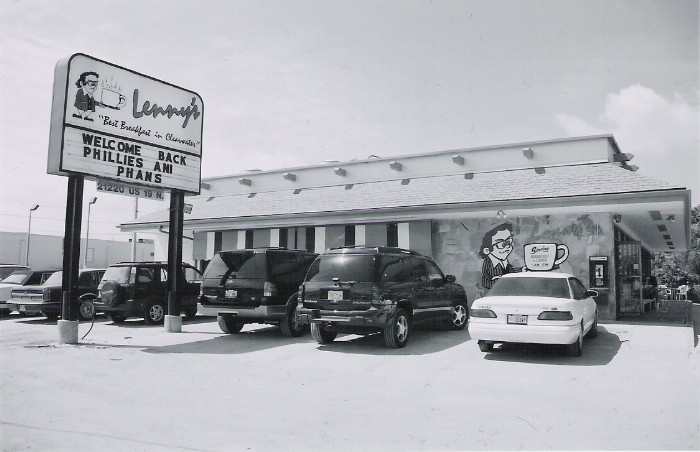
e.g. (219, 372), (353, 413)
(1, 314), (698, 451)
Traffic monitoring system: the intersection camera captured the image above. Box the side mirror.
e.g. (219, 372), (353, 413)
(585, 289), (599, 298)
(445, 274), (456, 283)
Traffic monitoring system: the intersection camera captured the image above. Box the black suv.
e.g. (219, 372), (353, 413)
(94, 262), (202, 324)
(198, 248), (318, 337)
(8, 268), (105, 320)
(298, 246), (469, 348)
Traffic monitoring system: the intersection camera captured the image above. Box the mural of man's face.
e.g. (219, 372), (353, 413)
(488, 229), (514, 261)
(83, 75), (98, 94)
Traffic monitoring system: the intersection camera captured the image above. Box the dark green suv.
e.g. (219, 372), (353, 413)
(94, 262), (202, 324)
(198, 248), (318, 337)
(298, 246), (469, 348)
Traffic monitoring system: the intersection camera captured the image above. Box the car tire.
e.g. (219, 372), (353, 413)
(183, 307), (198, 319)
(218, 314), (245, 334)
(310, 322), (337, 344)
(280, 294), (304, 338)
(79, 300), (95, 321)
(451, 300), (469, 330)
(478, 340), (494, 352)
(383, 308), (410, 348)
(109, 312), (127, 324)
(566, 324), (583, 357)
(144, 302), (166, 325)
(587, 311), (598, 338)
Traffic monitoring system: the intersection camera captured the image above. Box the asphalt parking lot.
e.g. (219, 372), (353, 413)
(1, 311), (699, 451)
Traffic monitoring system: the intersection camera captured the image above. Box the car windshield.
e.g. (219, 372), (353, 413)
(42, 271), (63, 286)
(102, 266), (132, 284)
(205, 251), (264, 280)
(486, 276), (571, 299)
(1, 271), (31, 285)
(306, 255), (376, 282)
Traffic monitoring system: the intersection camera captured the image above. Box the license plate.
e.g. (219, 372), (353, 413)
(225, 289), (237, 299)
(19, 306), (26, 312)
(327, 290), (344, 302)
(507, 314), (528, 325)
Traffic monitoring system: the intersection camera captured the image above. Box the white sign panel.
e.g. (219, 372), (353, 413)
(96, 179), (165, 201)
(48, 54), (203, 194)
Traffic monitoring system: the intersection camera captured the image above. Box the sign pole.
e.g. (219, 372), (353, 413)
(165, 190), (185, 333)
(58, 174), (84, 344)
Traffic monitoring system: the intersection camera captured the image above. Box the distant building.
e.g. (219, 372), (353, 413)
(118, 135), (692, 320)
(0, 231), (154, 270)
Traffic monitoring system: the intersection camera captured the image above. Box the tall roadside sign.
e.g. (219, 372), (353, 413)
(48, 53), (203, 342)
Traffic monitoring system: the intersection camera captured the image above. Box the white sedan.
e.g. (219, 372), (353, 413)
(468, 272), (598, 356)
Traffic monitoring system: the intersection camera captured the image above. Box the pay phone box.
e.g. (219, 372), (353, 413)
(589, 256), (610, 289)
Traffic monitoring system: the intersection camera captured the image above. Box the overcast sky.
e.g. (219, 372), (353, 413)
(1, 0), (698, 244)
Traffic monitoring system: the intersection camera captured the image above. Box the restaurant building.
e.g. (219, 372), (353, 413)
(118, 135), (692, 321)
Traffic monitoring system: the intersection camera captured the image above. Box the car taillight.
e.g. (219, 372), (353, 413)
(297, 285), (304, 304)
(470, 308), (497, 318)
(538, 311), (573, 320)
(264, 281), (277, 297)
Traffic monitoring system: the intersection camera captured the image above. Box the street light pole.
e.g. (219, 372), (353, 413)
(84, 197), (97, 268)
(25, 205), (39, 266)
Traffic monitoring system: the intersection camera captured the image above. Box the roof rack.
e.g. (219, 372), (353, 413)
(327, 245), (422, 256)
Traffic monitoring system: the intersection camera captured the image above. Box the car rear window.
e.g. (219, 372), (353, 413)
(42, 271), (64, 286)
(486, 277), (571, 299)
(0, 271), (31, 284)
(205, 251), (265, 280)
(102, 266), (131, 284)
(306, 255), (376, 282)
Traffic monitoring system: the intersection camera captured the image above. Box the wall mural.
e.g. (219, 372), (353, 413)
(432, 213), (614, 315)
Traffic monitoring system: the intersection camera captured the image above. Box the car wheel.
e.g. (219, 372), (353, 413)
(478, 340), (494, 352)
(217, 314), (245, 334)
(383, 308), (409, 348)
(566, 324), (583, 357)
(451, 301), (469, 330)
(587, 311), (598, 338)
(144, 302), (165, 325)
(280, 295), (304, 338)
(79, 300), (95, 321)
(183, 307), (198, 319)
(109, 312), (127, 324)
(310, 322), (337, 344)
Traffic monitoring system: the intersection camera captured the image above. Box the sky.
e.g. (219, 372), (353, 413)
(0, 0), (698, 245)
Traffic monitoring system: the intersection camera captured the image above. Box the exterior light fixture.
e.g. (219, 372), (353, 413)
(345, 184), (354, 190)
(464, 173), (474, 180)
(535, 167), (546, 174)
(83, 197), (97, 267)
(496, 210), (506, 220)
(401, 178), (411, 185)
(283, 172), (297, 181)
(293, 189), (302, 194)
(522, 148), (534, 159)
(334, 167), (347, 177)
(452, 155), (465, 165)
(239, 178), (252, 186)
(248, 193), (257, 198)
(25, 204), (39, 266)
(200, 182), (211, 190)
(627, 165), (639, 172)
(389, 161), (403, 171)
(206, 196), (215, 202)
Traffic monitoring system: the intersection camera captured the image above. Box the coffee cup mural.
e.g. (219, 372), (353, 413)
(524, 243), (569, 271)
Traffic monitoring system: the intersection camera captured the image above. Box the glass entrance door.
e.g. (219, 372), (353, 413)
(616, 241), (643, 316)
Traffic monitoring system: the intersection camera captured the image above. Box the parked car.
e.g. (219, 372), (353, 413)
(94, 262), (202, 324)
(7, 268), (105, 321)
(468, 272), (598, 356)
(297, 246), (469, 348)
(0, 264), (30, 281)
(0, 269), (57, 316)
(199, 248), (318, 337)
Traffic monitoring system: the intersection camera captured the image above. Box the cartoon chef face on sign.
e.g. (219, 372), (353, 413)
(478, 223), (515, 290)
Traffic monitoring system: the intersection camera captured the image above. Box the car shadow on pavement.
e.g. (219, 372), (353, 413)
(142, 325), (316, 355)
(481, 326), (622, 366)
(314, 324), (471, 356)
